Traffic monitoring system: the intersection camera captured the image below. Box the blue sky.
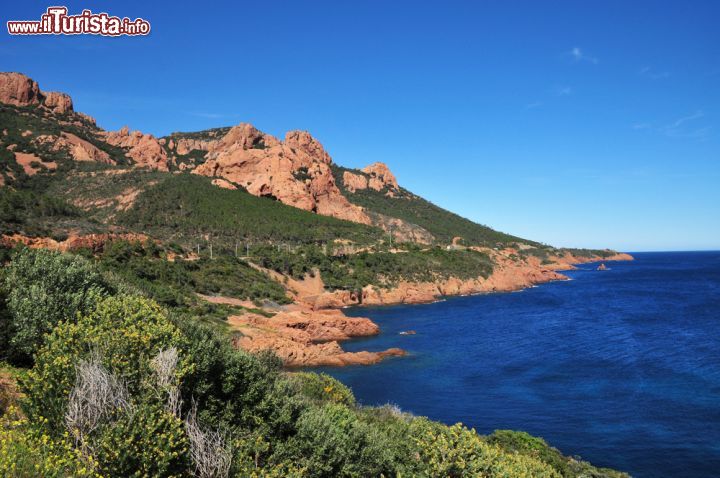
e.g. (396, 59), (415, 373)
(2, 1), (718, 251)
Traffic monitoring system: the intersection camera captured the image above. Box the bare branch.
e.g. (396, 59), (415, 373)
(185, 401), (232, 478)
(150, 347), (183, 417)
(150, 347), (180, 389)
(64, 352), (132, 454)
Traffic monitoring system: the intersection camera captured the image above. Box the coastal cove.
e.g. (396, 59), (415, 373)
(320, 252), (720, 478)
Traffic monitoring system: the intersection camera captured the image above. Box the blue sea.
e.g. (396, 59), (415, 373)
(321, 252), (720, 478)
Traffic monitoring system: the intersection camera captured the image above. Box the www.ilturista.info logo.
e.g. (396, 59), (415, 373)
(7, 6), (150, 36)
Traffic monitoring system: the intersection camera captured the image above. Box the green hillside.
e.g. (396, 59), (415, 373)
(116, 173), (385, 247)
(331, 164), (535, 246)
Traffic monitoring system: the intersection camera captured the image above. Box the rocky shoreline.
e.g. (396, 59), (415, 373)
(0, 233), (632, 368)
(226, 248), (633, 367)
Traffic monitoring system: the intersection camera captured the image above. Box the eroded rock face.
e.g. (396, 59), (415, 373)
(340, 165), (433, 243)
(366, 210), (435, 244)
(0, 73), (75, 115)
(174, 138), (217, 155)
(34, 132), (114, 164)
(0, 72), (42, 107)
(193, 124), (370, 224)
(43, 91), (73, 114)
(362, 162), (399, 191)
(343, 171), (369, 192)
(103, 126), (169, 171)
(229, 305), (404, 367)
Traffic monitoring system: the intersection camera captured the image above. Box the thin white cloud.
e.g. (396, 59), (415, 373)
(631, 111), (710, 139)
(570, 47), (598, 64)
(668, 111), (703, 129)
(639, 66), (670, 80)
(665, 125), (711, 139)
(525, 101), (543, 110)
(555, 86), (573, 96)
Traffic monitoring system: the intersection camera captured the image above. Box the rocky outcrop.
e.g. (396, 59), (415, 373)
(211, 178), (237, 190)
(174, 138), (218, 155)
(201, 294), (405, 367)
(0, 73), (73, 114)
(193, 124), (371, 224)
(0, 72), (42, 107)
(362, 162), (399, 191)
(43, 91), (73, 114)
(342, 162), (400, 195)
(34, 132), (113, 164)
(103, 126), (169, 171)
(342, 171), (368, 192)
(365, 210), (435, 244)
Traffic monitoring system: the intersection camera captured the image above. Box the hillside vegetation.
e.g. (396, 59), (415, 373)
(117, 174), (385, 246)
(0, 247), (629, 477)
(332, 165), (533, 247)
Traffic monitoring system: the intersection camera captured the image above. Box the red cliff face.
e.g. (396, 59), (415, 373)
(0, 72), (42, 107)
(43, 91), (73, 114)
(342, 162), (400, 195)
(103, 126), (169, 171)
(192, 124), (371, 224)
(362, 162), (399, 191)
(0, 73), (74, 114)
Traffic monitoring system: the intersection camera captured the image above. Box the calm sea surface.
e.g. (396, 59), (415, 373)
(320, 252), (720, 478)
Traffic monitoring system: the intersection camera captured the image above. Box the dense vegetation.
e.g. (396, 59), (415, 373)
(0, 187), (82, 238)
(164, 126), (233, 143)
(0, 247), (628, 477)
(95, 239), (290, 307)
(252, 243), (494, 291)
(332, 165), (533, 247)
(117, 174), (385, 247)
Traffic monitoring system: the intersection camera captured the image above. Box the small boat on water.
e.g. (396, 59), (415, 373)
(399, 330), (417, 335)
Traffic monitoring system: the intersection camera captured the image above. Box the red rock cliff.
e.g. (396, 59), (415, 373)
(192, 124), (371, 224)
(0, 72), (73, 114)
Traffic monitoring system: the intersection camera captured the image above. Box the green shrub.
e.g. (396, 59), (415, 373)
(252, 243), (494, 291)
(4, 247), (109, 364)
(288, 372), (355, 407)
(488, 429), (571, 475)
(176, 318), (302, 437)
(279, 403), (396, 478)
(487, 430), (631, 478)
(118, 174), (383, 247)
(410, 419), (560, 478)
(21, 295), (187, 436)
(94, 402), (190, 478)
(0, 407), (98, 478)
(98, 240), (290, 306)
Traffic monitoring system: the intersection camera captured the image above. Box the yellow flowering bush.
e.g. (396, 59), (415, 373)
(410, 419), (561, 478)
(288, 372), (355, 407)
(94, 402), (190, 478)
(0, 406), (100, 477)
(22, 295), (189, 436)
